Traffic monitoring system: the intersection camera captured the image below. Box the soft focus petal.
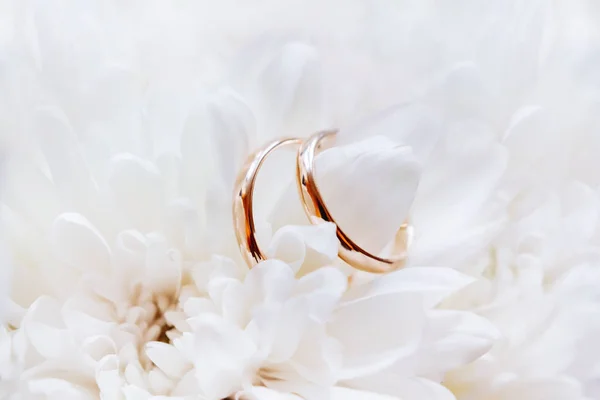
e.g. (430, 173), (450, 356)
(330, 293), (425, 380)
(185, 314), (257, 399)
(267, 223), (338, 274)
(344, 267), (475, 309)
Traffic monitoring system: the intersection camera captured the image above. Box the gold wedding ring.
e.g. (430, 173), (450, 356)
(233, 131), (411, 272)
(297, 130), (409, 273)
(233, 137), (302, 267)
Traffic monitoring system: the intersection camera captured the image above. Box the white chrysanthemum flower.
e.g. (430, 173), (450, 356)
(2, 1), (600, 400)
(0, 11), (499, 399)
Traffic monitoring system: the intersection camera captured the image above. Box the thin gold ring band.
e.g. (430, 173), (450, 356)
(296, 130), (410, 273)
(233, 137), (302, 267)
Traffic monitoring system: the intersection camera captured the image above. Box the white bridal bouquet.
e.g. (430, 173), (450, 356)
(1, 1), (600, 399)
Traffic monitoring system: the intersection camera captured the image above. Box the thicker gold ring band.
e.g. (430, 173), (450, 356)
(297, 130), (409, 273)
(233, 137), (302, 267)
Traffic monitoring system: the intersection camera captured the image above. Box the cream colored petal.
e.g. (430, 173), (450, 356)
(207, 88), (255, 189)
(401, 310), (498, 379)
(145, 342), (191, 379)
(252, 297), (311, 363)
(296, 266), (347, 322)
(163, 198), (203, 258)
(23, 297), (75, 361)
(411, 142), (508, 256)
(96, 354), (125, 399)
(147, 368), (172, 395)
(289, 323), (341, 387)
(344, 375), (455, 400)
(267, 223), (338, 274)
(143, 234), (182, 295)
(80, 335), (117, 369)
(561, 181), (598, 246)
(337, 103), (443, 164)
(27, 378), (97, 399)
(122, 385), (152, 400)
(343, 267), (474, 309)
(237, 386), (304, 400)
(230, 38), (326, 141)
(331, 387), (399, 400)
(270, 135), (420, 255)
(33, 107), (94, 208)
(51, 213), (111, 272)
(329, 293), (425, 380)
(186, 314), (257, 399)
(107, 153), (165, 232)
(244, 260), (296, 305)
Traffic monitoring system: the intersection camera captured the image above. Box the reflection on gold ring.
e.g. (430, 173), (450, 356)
(233, 138), (303, 267)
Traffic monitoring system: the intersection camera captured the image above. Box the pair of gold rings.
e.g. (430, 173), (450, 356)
(233, 130), (411, 273)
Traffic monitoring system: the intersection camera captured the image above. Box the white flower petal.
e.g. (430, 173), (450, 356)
(52, 213), (111, 272)
(426, 62), (487, 121)
(107, 153), (165, 231)
(561, 181), (598, 245)
(80, 335), (117, 368)
(202, 181), (237, 255)
(171, 369), (200, 396)
(238, 386), (304, 400)
(220, 279), (251, 326)
(267, 223), (338, 274)
(164, 198), (203, 257)
(411, 142), (508, 253)
(147, 368), (172, 395)
(408, 310), (498, 378)
(124, 362), (147, 389)
(344, 267), (475, 309)
(3, 156), (62, 228)
(96, 355), (125, 399)
(493, 376), (584, 400)
(193, 255), (246, 293)
(270, 135), (421, 255)
(113, 230), (148, 274)
(408, 217), (504, 269)
(143, 235), (182, 294)
(122, 385), (152, 400)
(296, 266), (347, 322)
(207, 88), (255, 188)
(244, 260), (296, 305)
(337, 103), (443, 164)
(60, 305), (114, 344)
(182, 297), (218, 318)
(253, 298), (311, 363)
(84, 66), (145, 153)
(186, 315), (257, 399)
(23, 297), (76, 360)
(207, 276), (248, 325)
(34, 107), (94, 209)
(289, 324), (341, 387)
(263, 365), (333, 400)
(179, 97), (219, 203)
(329, 293), (425, 380)
(314, 135), (420, 254)
(345, 375), (455, 400)
(231, 38), (326, 140)
(145, 341), (191, 379)
(331, 387), (399, 400)
(27, 378), (97, 399)
(266, 226), (306, 273)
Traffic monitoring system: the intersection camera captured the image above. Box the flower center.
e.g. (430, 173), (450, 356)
(117, 285), (179, 369)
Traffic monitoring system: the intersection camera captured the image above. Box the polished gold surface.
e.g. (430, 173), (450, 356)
(233, 137), (303, 267)
(296, 130), (411, 273)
